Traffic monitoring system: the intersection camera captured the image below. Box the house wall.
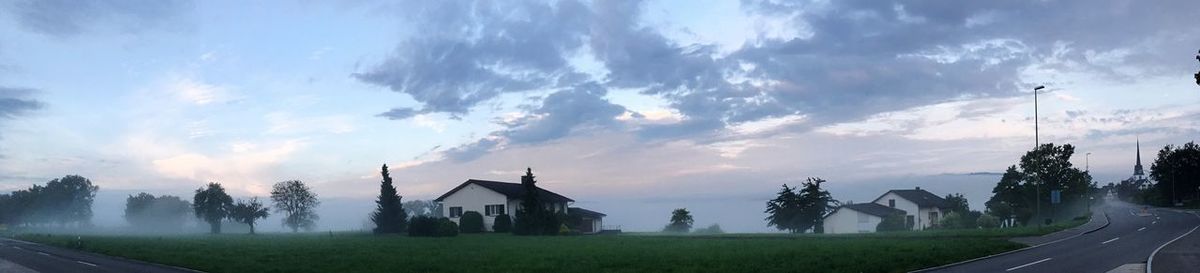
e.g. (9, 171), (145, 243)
(872, 192), (925, 230)
(822, 208), (882, 234)
(917, 207), (944, 230)
(439, 183), (509, 232)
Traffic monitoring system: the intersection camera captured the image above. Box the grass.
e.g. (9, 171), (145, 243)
(5, 217), (1092, 273)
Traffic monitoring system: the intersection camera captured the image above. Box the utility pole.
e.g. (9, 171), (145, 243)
(1086, 152), (1091, 172)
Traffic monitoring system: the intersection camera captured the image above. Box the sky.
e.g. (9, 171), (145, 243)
(0, 0), (1198, 232)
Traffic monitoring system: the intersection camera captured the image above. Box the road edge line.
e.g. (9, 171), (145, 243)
(1147, 210), (1200, 273)
(0, 237), (208, 273)
(908, 209), (1110, 273)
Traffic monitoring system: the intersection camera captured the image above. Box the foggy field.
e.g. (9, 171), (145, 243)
(12, 232), (1024, 273)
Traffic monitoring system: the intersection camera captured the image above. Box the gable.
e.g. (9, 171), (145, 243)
(435, 179), (574, 203)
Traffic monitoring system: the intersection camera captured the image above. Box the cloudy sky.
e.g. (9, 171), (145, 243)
(1, 0), (1198, 232)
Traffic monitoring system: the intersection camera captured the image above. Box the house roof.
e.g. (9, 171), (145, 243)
(434, 179), (574, 203)
(836, 203), (906, 218)
(879, 188), (951, 209)
(568, 207), (606, 218)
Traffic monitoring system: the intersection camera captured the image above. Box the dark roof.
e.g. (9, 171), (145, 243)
(836, 203), (906, 218)
(434, 179), (574, 203)
(880, 189), (951, 209)
(568, 207), (606, 218)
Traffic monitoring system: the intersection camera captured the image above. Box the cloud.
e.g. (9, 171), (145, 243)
(8, 0), (195, 37)
(353, 0), (593, 119)
(0, 87), (43, 120)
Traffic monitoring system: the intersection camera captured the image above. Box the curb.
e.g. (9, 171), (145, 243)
(1146, 210), (1200, 273)
(0, 237), (208, 273)
(908, 209), (1110, 273)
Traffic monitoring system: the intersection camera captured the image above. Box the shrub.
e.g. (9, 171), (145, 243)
(492, 214), (512, 233)
(877, 212), (912, 232)
(408, 216), (437, 237)
(693, 224), (724, 234)
(938, 212), (964, 229)
(459, 211), (484, 233)
(437, 218), (459, 237)
(977, 214), (1001, 229)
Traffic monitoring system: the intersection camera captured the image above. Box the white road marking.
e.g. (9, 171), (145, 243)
(1102, 237), (1120, 244)
(1138, 227), (1146, 231)
(1007, 258), (1053, 271)
(75, 261), (98, 267)
(11, 246), (22, 250)
(36, 251), (49, 256)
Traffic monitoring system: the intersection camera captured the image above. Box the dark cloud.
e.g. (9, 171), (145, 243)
(354, 0), (593, 119)
(361, 0), (1200, 161)
(0, 87), (42, 120)
(442, 138), (500, 162)
(8, 0), (194, 37)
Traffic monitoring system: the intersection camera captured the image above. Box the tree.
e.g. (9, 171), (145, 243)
(124, 193), (190, 231)
(514, 168), (557, 235)
(270, 180), (320, 232)
(1150, 142), (1200, 206)
(941, 193), (980, 229)
(193, 183), (233, 234)
(795, 177), (836, 234)
(765, 184), (803, 233)
(229, 198), (270, 234)
(459, 211), (484, 233)
(492, 214), (512, 233)
(663, 208), (693, 233)
(371, 164), (408, 234)
(986, 143), (1090, 225)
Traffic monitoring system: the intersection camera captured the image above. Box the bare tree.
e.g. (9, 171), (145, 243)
(270, 180), (320, 232)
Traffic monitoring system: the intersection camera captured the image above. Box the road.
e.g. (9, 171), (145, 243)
(0, 237), (199, 273)
(926, 200), (1200, 273)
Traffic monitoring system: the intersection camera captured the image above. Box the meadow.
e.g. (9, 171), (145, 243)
(8, 229), (1053, 273)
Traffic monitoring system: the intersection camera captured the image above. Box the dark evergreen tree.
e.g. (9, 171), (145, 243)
(515, 167), (554, 235)
(795, 177), (836, 234)
(765, 184), (803, 233)
(371, 164), (408, 234)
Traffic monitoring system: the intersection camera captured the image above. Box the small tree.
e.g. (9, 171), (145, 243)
(459, 211), (484, 233)
(492, 214), (512, 233)
(938, 212), (963, 229)
(371, 164), (408, 234)
(193, 183), (233, 234)
(877, 212), (912, 232)
(663, 208), (693, 233)
(270, 180), (320, 232)
(229, 198), (270, 234)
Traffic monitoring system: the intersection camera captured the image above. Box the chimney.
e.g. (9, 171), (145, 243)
(915, 186), (921, 191)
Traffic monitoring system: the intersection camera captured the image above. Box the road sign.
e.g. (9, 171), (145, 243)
(1050, 190), (1062, 204)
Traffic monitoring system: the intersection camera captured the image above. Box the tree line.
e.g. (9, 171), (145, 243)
(190, 180), (321, 234)
(0, 175), (99, 228)
(1107, 141), (1200, 207)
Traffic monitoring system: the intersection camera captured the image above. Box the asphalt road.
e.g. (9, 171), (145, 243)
(0, 237), (198, 273)
(927, 200), (1200, 273)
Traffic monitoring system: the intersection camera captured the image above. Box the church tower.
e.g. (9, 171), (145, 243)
(1133, 138), (1145, 178)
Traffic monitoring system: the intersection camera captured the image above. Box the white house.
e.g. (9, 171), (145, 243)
(434, 179), (606, 233)
(823, 187), (952, 234)
(821, 202), (906, 234)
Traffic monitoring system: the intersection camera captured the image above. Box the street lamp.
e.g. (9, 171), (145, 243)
(1033, 85), (1045, 227)
(1194, 50), (1199, 86)
(1086, 152), (1091, 172)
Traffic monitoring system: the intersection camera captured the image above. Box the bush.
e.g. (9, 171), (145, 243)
(877, 212), (912, 232)
(459, 211), (484, 233)
(938, 212), (964, 229)
(977, 214), (1000, 229)
(492, 214), (512, 233)
(437, 218), (459, 237)
(693, 224), (724, 234)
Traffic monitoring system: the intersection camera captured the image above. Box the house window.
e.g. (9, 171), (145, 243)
(449, 207), (463, 218)
(485, 204), (505, 216)
(888, 199), (896, 208)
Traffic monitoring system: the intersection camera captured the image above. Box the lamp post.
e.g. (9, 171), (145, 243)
(1086, 152), (1091, 172)
(1034, 85), (1045, 227)
(1194, 50), (1199, 86)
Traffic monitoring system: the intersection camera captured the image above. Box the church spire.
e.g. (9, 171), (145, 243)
(1134, 137), (1145, 177)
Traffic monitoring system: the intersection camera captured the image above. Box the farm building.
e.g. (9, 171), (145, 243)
(822, 187), (952, 234)
(434, 179), (607, 233)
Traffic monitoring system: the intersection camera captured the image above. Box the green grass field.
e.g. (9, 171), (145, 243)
(9, 230), (1041, 273)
